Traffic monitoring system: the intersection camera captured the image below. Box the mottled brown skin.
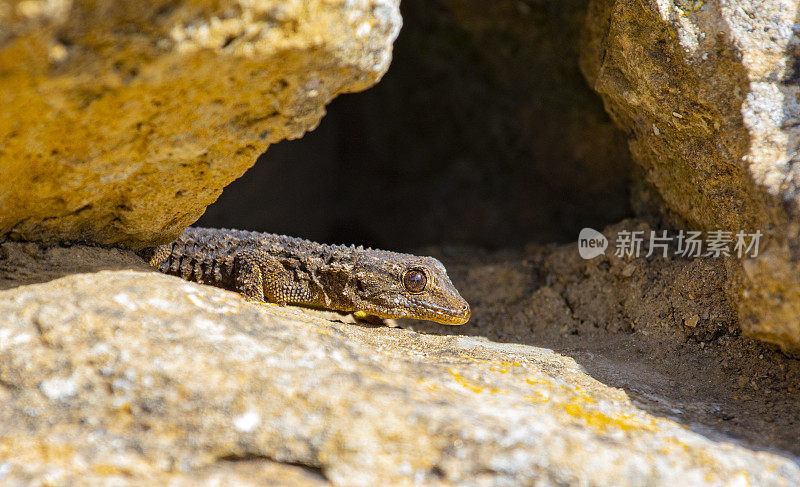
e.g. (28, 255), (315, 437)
(139, 227), (471, 325)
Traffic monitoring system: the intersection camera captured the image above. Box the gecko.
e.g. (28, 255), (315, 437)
(138, 227), (471, 325)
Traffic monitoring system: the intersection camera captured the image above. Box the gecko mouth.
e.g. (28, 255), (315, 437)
(405, 294), (471, 325)
(362, 292), (471, 325)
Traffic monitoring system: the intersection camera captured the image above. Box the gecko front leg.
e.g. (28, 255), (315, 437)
(233, 252), (266, 302)
(235, 250), (313, 306)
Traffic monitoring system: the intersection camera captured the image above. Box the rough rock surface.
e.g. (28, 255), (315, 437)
(0, 242), (798, 486)
(580, 0), (800, 354)
(0, 0), (401, 249)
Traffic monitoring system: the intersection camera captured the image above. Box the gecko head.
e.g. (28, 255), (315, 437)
(349, 252), (471, 325)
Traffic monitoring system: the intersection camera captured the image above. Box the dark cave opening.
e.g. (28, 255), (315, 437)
(197, 0), (634, 251)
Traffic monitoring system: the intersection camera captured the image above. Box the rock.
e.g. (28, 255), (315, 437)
(0, 243), (798, 485)
(0, 0), (401, 249)
(580, 0), (800, 355)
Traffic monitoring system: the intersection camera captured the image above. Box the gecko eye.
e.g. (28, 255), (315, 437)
(402, 268), (427, 293)
(356, 278), (366, 293)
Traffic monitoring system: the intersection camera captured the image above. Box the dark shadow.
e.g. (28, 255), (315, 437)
(217, 453), (328, 482)
(0, 241), (151, 291)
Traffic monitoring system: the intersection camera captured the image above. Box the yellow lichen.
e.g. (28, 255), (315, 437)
(524, 390), (550, 403)
(489, 361), (521, 373)
(416, 377), (439, 392)
(562, 402), (658, 434)
(448, 368), (503, 394)
(93, 464), (131, 475)
(458, 354), (489, 364)
(458, 354), (522, 373)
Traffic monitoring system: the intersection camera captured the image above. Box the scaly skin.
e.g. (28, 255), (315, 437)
(138, 227), (471, 325)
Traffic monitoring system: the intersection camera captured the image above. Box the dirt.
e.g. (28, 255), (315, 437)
(410, 219), (800, 458)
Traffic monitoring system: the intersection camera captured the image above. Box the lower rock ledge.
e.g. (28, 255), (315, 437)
(0, 265), (797, 486)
